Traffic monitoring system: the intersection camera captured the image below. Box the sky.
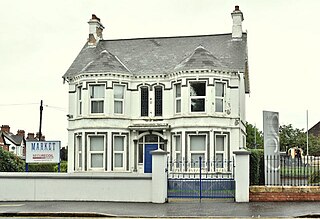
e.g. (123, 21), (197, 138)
(0, 0), (320, 147)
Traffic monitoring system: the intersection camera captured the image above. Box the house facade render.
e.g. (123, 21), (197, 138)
(63, 6), (250, 173)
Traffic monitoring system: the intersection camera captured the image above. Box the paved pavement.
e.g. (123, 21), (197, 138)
(0, 200), (320, 218)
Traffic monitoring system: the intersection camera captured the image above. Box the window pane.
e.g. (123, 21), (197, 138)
(176, 153), (182, 163)
(141, 87), (149, 116)
(90, 85), (105, 98)
(114, 85), (124, 99)
(191, 98), (205, 112)
(215, 99), (223, 112)
(145, 134), (158, 142)
(175, 136), (181, 151)
(91, 154), (103, 168)
(79, 153), (82, 168)
(90, 136), (104, 151)
(216, 135), (225, 151)
(155, 87), (163, 116)
(78, 87), (82, 100)
(190, 82), (206, 96)
(190, 135), (206, 151)
(114, 136), (124, 151)
(114, 153), (123, 168)
(216, 154), (224, 168)
(191, 153), (205, 168)
(114, 101), (123, 114)
(176, 99), (181, 113)
(77, 136), (82, 152)
(215, 83), (225, 97)
(175, 84), (181, 98)
(91, 101), (104, 113)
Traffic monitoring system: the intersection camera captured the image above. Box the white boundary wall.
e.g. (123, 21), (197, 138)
(0, 172), (152, 202)
(0, 150), (169, 203)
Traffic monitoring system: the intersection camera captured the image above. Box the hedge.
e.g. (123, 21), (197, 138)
(249, 149), (264, 185)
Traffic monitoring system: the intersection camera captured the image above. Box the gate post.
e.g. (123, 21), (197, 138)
(151, 149), (169, 203)
(233, 149), (251, 202)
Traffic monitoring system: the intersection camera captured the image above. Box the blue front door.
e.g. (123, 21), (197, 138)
(144, 144), (158, 173)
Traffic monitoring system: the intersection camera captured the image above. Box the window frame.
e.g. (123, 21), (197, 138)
(114, 84), (125, 115)
(214, 134), (227, 170)
(189, 81), (206, 113)
(140, 86), (149, 117)
(187, 134), (207, 169)
(77, 86), (82, 116)
(113, 135), (127, 171)
(154, 86), (163, 117)
(174, 83), (181, 114)
(215, 82), (226, 113)
(89, 84), (105, 114)
(76, 135), (83, 171)
(87, 134), (106, 170)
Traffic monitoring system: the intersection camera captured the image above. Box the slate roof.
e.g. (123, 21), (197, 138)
(174, 45), (227, 71)
(0, 132), (24, 146)
(63, 33), (248, 79)
(309, 121), (320, 137)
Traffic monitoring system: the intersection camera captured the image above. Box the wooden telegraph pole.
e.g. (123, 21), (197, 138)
(39, 100), (43, 141)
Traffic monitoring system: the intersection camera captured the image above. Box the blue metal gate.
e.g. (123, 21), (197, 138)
(167, 157), (235, 200)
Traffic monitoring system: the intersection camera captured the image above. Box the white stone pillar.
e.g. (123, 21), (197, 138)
(151, 149), (169, 203)
(233, 149), (251, 202)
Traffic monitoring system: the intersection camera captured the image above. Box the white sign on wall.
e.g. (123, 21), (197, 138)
(26, 141), (60, 163)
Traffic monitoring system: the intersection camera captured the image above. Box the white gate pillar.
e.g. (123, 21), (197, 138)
(151, 149), (169, 203)
(233, 149), (251, 202)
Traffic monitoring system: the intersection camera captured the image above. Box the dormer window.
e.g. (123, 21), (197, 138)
(190, 81), (206, 112)
(90, 84), (105, 114)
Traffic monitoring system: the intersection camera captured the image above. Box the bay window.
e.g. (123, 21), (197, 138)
(88, 135), (105, 169)
(174, 83), (181, 114)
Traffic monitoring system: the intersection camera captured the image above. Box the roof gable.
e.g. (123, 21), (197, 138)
(174, 45), (226, 71)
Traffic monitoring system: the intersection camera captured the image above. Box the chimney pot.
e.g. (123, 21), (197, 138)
(27, 133), (35, 140)
(1, 125), (10, 133)
(235, 5), (240, 11)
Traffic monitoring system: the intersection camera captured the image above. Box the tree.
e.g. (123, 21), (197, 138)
(246, 122), (263, 149)
(0, 147), (25, 172)
(279, 124), (320, 156)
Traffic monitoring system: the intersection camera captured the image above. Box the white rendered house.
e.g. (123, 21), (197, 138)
(63, 6), (250, 174)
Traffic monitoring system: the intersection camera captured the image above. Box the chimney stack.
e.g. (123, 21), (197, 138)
(88, 14), (104, 46)
(1, 125), (10, 133)
(27, 133), (35, 140)
(17, 130), (25, 138)
(231, 5), (244, 38)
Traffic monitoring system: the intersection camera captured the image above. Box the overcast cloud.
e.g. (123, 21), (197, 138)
(0, 0), (319, 147)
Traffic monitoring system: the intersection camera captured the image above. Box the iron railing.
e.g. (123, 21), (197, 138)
(265, 155), (320, 186)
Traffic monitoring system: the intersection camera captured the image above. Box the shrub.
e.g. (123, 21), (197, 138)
(249, 149), (264, 185)
(309, 171), (320, 184)
(28, 163), (56, 172)
(54, 161), (68, 172)
(0, 147), (25, 172)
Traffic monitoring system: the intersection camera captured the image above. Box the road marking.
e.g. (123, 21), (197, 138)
(0, 204), (25, 207)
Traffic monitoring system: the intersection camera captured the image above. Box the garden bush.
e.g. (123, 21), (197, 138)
(309, 170), (320, 184)
(0, 147), (25, 172)
(249, 149), (264, 185)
